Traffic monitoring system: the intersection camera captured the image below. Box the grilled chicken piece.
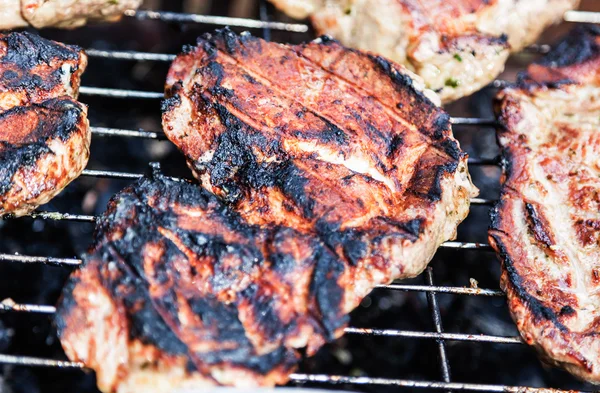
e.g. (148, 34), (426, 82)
(0, 0), (142, 30)
(0, 32), (89, 217)
(57, 167), (348, 391)
(490, 25), (600, 384)
(164, 30), (477, 308)
(268, 0), (580, 103)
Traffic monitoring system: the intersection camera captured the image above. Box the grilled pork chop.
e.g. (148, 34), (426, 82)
(489, 25), (600, 383)
(268, 0), (580, 103)
(57, 30), (477, 391)
(0, 0), (142, 30)
(0, 32), (89, 217)
(57, 167), (349, 391)
(163, 29), (477, 288)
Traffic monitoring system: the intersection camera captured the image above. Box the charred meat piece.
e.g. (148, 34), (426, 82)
(57, 167), (348, 391)
(163, 30), (477, 288)
(268, 0), (580, 103)
(0, 0), (142, 30)
(0, 32), (89, 217)
(490, 25), (600, 384)
(58, 30), (477, 391)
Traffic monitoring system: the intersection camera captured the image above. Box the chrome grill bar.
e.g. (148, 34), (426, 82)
(125, 10), (309, 32)
(424, 268), (452, 386)
(0, 355), (563, 392)
(79, 86), (164, 99)
(91, 126), (166, 140)
(289, 374), (549, 392)
(85, 49), (176, 62)
(0, 298), (523, 343)
(564, 10), (600, 24)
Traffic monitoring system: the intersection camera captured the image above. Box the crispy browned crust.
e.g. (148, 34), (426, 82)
(0, 32), (89, 217)
(0, 32), (87, 109)
(57, 167), (347, 391)
(490, 25), (600, 384)
(0, 98), (90, 216)
(163, 29), (477, 291)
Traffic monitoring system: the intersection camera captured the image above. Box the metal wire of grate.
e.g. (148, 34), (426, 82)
(0, 2), (596, 392)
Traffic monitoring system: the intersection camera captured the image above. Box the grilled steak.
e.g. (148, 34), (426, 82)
(489, 25), (600, 383)
(163, 29), (477, 288)
(57, 166), (348, 391)
(0, 32), (89, 217)
(0, 0), (142, 30)
(268, 0), (580, 103)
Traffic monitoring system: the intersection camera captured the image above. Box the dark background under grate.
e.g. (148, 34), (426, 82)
(1, 1), (599, 392)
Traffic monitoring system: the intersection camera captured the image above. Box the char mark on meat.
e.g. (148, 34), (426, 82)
(490, 25), (600, 384)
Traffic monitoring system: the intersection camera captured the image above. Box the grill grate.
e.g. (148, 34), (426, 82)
(0, 2), (598, 392)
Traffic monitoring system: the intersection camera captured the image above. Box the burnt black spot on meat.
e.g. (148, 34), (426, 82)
(2, 70), (17, 80)
(310, 245), (348, 338)
(179, 232), (262, 292)
(182, 44), (197, 55)
(0, 98), (84, 196)
(161, 94), (182, 112)
(270, 251), (298, 275)
(560, 305), (576, 316)
(313, 115), (348, 145)
(210, 85), (235, 99)
(411, 160), (459, 202)
(430, 161), (459, 201)
(121, 274), (190, 356)
(432, 113), (451, 140)
(439, 139), (462, 161)
(221, 28), (242, 55)
(397, 218), (426, 237)
(2, 32), (80, 68)
(0, 32), (81, 94)
(538, 25), (600, 68)
(196, 100), (318, 216)
(315, 220), (367, 266)
(205, 61), (225, 87)
(239, 283), (288, 341)
(316, 35), (338, 45)
(489, 233), (570, 333)
(205, 101), (273, 202)
(0, 141), (51, 195)
(369, 55), (413, 89)
(189, 296), (248, 348)
(348, 109), (387, 145)
(517, 26), (600, 89)
(387, 134), (404, 157)
(277, 162), (315, 219)
(184, 294), (299, 374)
(489, 202), (503, 231)
(376, 217), (425, 241)
(525, 203), (555, 248)
(243, 73), (259, 84)
(367, 54), (437, 115)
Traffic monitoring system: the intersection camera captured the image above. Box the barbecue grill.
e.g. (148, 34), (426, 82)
(0, 1), (599, 392)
